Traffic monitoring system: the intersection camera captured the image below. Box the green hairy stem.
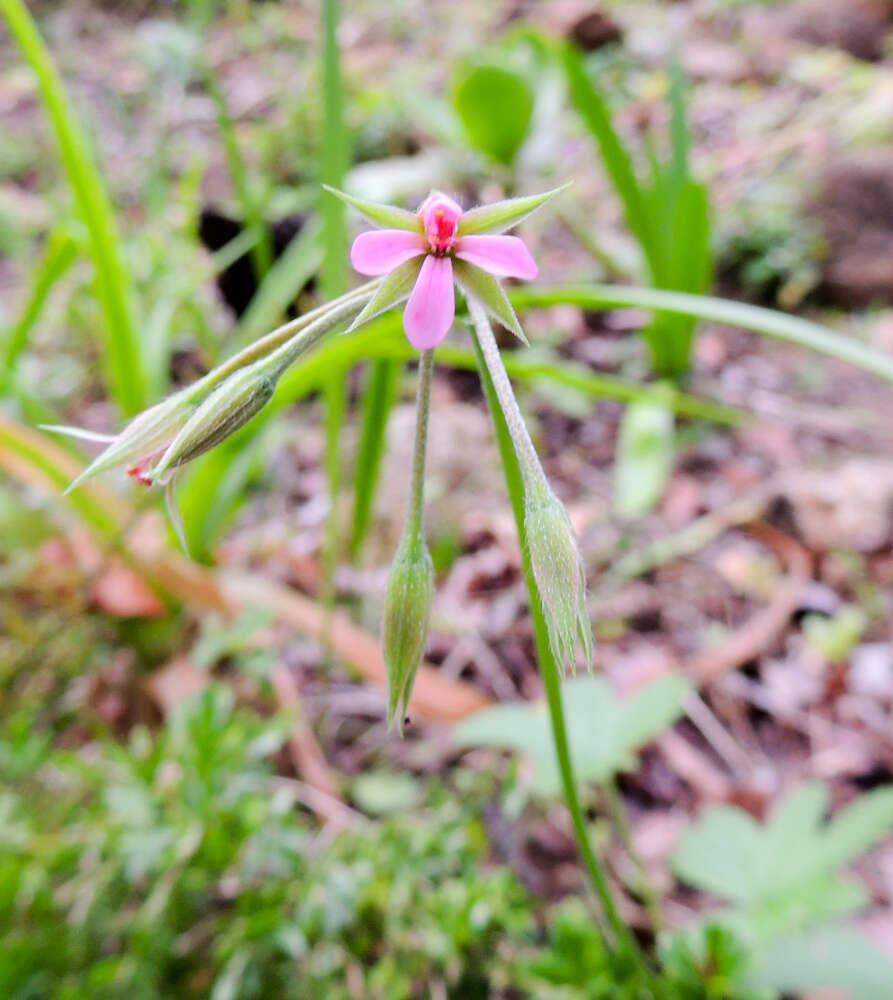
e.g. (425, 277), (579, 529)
(468, 295), (661, 996)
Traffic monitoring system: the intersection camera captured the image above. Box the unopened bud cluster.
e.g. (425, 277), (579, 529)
(55, 184), (590, 733)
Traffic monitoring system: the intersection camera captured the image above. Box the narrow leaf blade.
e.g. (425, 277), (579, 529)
(350, 358), (401, 558)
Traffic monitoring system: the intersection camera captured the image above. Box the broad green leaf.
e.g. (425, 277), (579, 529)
(458, 183), (572, 236)
(322, 185), (420, 231)
(613, 397), (674, 519)
(349, 256), (424, 331)
(452, 63), (533, 166)
(455, 674), (690, 794)
(673, 806), (766, 905)
(453, 259), (527, 343)
(351, 772), (420, 817)
(749, 925), (893, 1000)
(673, 783), (893, 936)
(819, 786), (893, 873)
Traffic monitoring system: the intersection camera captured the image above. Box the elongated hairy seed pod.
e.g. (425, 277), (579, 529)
(524, 486), (593, 677)
(383, 530), (434, 734)
(150, 364), (276, 481)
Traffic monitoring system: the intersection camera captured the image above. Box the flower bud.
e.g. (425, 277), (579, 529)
(149, 363), (277, 482)
(382, 529), (434, 734)
(54, 391), (197, 493)
(525, 485), (593, 677)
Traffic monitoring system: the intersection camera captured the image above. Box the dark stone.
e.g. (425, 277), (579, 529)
(198, 208), (313, 317)
(811, 152), (893, 307)
(568, 8), (623, 52)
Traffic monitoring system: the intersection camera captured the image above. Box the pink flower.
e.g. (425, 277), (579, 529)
(348, 190), (538, 350)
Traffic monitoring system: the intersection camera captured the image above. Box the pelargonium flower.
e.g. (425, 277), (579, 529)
(326, 184), (569, 350)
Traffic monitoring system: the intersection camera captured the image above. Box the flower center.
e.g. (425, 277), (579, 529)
(421, 193), (461, 254)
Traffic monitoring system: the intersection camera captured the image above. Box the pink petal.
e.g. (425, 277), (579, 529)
(350, 229), (425, 276)
(403, 255), (455, 350)
(455, 235), (538, 280)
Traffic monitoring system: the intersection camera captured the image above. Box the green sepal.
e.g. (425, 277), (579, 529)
(322, 185), (421, 231)
(349, 256), (425, 331)
(454, 259), (528, 345)
(457, 182), (571, 236)
(57, 391), (196, 493)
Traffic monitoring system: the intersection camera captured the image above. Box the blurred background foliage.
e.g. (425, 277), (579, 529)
(2, 0), (893, 997)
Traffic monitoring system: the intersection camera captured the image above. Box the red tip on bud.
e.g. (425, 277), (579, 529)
(127, 461), (154, 487)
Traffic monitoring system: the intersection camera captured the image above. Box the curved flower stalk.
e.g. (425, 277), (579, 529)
(326, 183), (569, 350)
(467, 294), (593, 677)
(383, 350), (435, 732)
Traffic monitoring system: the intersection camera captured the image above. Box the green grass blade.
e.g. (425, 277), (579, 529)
(0, 416), (121, 537)
(203, 63), (274, 279)
(511, 285), (893, 383)
(3, 226), (77, 371)
(668, 56), (691, 189)
(350, 357), (401, 560)
(320, 0), (348, 301)
(642, 181), (712, 376)
(563, 42), (657, 276)
(166, 311), (744, 559)
(237, 217), (324, 345)
(320, 0), (350, 602)
(1, 0), (148, 416)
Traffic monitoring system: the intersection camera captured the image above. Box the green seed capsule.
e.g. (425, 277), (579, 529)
(524, 486), (593, 677)
(383, 530), (434, 734)
(149, 364), (277, 481)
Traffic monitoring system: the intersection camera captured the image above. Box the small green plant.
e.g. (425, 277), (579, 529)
(8, 11), (893, 992)
(671, 781), (893, 998)
(564, 45), (712, 378)
(0, 690), (539, 1000)
(802, 605), (867, 662)
(455, 673), (690, 795)
(613, 392), (676, 520)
